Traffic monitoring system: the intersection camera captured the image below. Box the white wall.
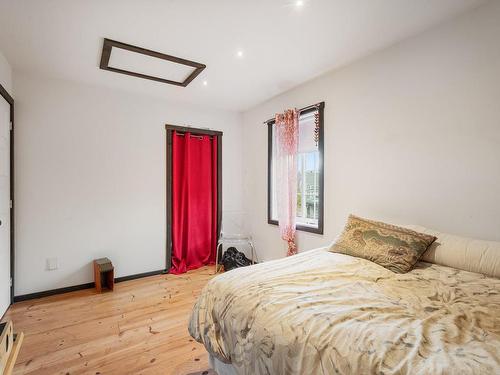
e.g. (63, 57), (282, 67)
(0, 51), (12, 92)
(242, 1), (500, 260)
(14, 73), (243, 295)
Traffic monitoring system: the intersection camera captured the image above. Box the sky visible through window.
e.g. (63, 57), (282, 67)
(305, 152), (317, 170)
(297, 150), (319, 226)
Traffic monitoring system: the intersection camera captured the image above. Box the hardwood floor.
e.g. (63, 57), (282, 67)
(2, 266), (216, 375)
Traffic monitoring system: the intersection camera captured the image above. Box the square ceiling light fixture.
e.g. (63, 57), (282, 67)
(99, 38), (206, 87)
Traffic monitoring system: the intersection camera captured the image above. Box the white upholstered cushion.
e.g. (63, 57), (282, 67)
(406, 225), (500, 279)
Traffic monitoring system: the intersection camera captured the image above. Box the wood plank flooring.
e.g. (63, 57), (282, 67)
(2, 266), (216, 375)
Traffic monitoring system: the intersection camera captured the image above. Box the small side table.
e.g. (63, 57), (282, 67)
(93, 258), (114, 293)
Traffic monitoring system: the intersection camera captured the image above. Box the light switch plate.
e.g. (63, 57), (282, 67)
(46, 258), (58, 271)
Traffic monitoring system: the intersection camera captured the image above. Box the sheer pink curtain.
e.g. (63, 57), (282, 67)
(275, 109), (299, 256)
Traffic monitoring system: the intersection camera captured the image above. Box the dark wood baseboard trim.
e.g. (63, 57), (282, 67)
(13, 283), (95, 302)
(114, 269), (164, 283)
(13, 269), (166, 303)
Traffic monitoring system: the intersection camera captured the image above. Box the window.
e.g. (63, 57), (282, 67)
(267, 102), (324, 234)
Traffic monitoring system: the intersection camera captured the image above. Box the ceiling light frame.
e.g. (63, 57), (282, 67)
(99, 38), (206, 87)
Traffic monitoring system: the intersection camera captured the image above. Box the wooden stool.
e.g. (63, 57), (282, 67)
(1, 321), (24, 375)
(93, 258), (114, 293)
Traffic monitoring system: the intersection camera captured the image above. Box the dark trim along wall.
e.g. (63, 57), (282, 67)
(0, 82), (15, 305)
(13, 269), (165, 302)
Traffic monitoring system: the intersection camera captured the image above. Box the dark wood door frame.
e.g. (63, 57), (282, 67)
(0, 82), (14, 304)
(164, 124), (223, 273)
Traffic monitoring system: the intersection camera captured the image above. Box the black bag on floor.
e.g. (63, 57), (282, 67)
(221, 247), (253, 271)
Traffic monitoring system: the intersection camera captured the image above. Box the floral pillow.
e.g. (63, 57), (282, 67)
(330, 215), (437, 273)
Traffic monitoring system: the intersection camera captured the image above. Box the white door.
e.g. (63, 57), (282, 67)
(0, 97), (10, 316)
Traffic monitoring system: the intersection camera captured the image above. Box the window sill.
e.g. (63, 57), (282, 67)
(267, 219), (323, 235)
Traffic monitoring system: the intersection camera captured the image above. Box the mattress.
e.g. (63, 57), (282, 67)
(189, 248), (500, 374)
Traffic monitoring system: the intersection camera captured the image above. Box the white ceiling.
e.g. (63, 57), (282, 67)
(0, 0), (487, 111)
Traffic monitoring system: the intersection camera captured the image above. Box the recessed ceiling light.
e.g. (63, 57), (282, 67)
(236, 50), (244, 58)
(295, 0), (304, 7)
(203, 80), (208, 86)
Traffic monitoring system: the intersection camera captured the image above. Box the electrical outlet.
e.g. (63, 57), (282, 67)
(46, 258), (58, 271)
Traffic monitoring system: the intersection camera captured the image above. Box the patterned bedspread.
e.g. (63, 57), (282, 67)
(189, 248), (500, 375)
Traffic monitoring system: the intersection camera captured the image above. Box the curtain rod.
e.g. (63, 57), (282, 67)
(174, 132), (212, 139)
(262, 101), (324, 125)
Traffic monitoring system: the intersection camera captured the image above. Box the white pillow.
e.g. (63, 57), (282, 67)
(406, 225), (500, 279)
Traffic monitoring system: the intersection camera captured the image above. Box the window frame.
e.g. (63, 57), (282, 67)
(267, 102), (325, 235)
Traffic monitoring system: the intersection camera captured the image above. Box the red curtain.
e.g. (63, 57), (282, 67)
(171, 131), (218, 274)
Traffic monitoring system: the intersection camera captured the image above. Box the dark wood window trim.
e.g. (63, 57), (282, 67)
(164, 124), (222, 272)
(100, 38), (206, 87)
(266, 102), (325, 235)
(0, 82), (14, 304)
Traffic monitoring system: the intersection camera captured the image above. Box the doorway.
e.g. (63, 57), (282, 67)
(165, 124), (222, 274)
(0, 82), (14, 316)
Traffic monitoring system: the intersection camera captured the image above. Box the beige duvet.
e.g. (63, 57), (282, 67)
(189, 248), (500, 375)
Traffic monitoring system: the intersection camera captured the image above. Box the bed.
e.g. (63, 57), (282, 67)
(189, 227), (500, 375)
